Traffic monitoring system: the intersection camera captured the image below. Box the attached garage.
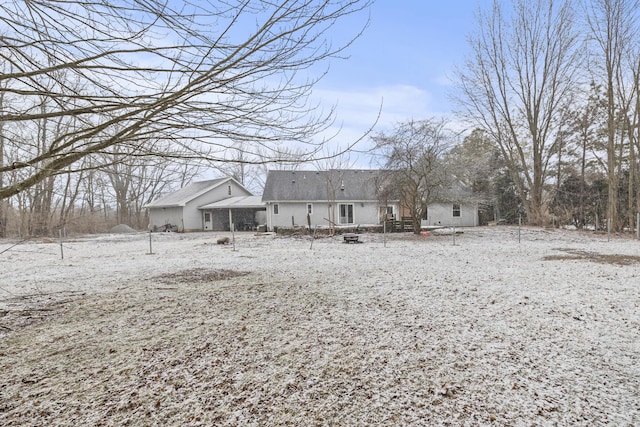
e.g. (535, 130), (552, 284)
(144, 177), (254, 231)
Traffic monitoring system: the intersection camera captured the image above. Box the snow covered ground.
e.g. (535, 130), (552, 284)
(1, 226), (639, 426)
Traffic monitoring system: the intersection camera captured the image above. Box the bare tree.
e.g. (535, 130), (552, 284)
(313, 147), (356, 235)
(559, 84), (609, 228)
(0, 0), (371, 201)
(0, 87), (6, 236)
(215, 142), (258, 193)
(446, 129), (501, 204)
(586, 0), (640, 231)
(455, 0), (582, 225)
(445, 128), (504, 223)
(372, 119), (454, 234)
(102, 149), (134, 226)
(58, 166), (83, 230)
(101, 145), (205, 229)
(632, 49), (640, 231)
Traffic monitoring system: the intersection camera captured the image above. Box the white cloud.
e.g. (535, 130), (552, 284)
(307, 84), (458, 166)
(313, 84), (441, 131)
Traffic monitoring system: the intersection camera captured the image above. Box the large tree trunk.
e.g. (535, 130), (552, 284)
(607, 79), (618, 232)
(630, 152), (636, 233)
(0, 92), (5, 237)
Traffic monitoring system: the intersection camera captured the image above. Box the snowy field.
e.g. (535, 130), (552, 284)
(1, 226), (639, 426)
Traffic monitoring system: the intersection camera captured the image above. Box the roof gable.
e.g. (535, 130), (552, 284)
(145, 178), (240, 208)
(261, 170), (384, 202)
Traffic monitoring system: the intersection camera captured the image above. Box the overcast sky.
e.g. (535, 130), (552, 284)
(309, 0), (492, 164)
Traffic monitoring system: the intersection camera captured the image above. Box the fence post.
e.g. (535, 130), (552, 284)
(310, 225), (318, 250)
(232, 223), (236, 251)
(59, 229), (64, 260)
(383, 218), (387, 248)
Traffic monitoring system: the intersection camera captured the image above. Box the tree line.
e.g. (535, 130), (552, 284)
(0, 0), (370, 236)
(375, 0), (640, 235)
(455, 0), (640, 232)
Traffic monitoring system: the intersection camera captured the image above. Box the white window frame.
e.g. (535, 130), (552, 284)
(381, 205), (394, 221)
(452, 203), (461, 217)
(307, 203), (313, 215)
(339, 203), (354, 224)
(273, 203), (279, 215)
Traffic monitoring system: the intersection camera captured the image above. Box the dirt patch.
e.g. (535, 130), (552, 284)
(0, 291), (88, 338)
(154, 268), (250, 284)
(544, 248), (640, 266)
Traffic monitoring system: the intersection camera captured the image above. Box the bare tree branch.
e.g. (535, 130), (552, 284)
(0, 0), (372, 200)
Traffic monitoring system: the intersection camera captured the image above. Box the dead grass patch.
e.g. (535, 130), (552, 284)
(544, 248), (640, 266)
(0, 291), (88, 337)
(154, 268), (250, 284)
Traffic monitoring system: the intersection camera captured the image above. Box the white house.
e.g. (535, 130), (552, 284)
(147, 171), (480, 232)
(261, 169), (400, 231)
(261, 169), (480, 231)
(420, 202), (479, 228)
(144, 177), (255, 231)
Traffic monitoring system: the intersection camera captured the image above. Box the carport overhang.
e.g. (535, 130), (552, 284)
(199, 195), (266, 231)
(199, 195), (265, 210)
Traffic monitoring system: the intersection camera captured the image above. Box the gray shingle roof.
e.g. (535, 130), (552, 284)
(261, 170), (384, 202)
(145, 178), (227, 208)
